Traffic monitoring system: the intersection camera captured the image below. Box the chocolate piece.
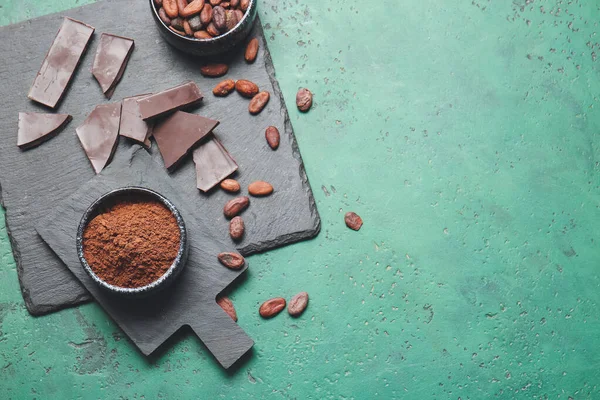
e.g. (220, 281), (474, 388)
(193, 136), (238, 192)
(17, 112), (72, 150)
(28, 18), (95, 108)
(153, 111), (219, 169)
(92, 33), (135, 99)
(119, 94), (152, 148)
(76, 103), (122, 174)
(137, 81), (203, 120)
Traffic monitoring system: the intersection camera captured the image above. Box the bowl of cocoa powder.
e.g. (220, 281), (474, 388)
(150, 0), (257, 56)
(76, 187), (188, 297)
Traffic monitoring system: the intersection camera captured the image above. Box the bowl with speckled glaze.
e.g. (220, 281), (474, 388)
(76, 187), (188, 298)
(149, 0), (258, 57)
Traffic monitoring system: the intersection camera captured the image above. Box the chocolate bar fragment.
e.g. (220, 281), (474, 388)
(193, 136), (238, 192)
(76, 103), (122, 174)
(92, 33), (135, 99)
(28, 18), (95, 108)
(137, 81), (203, 120)
(17, 112), (72, 150)
(153, 111), (219, 170)
(119, 94), (152, 148)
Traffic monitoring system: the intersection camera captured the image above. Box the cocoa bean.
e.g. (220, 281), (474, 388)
(188, 15), (203, 31)
(200, 63), (229, 77)
(240, 0), (249, 11)
(220, 178), (240, 191)
(181, 0), (205, 17)
(248, 181), (273, 196)
(200, 3), (213, 25)
(212, 6), (226, 31)
(248, 91), (270, 115)
(259, 298), (286, 318)
(158, 7), (172, 25)
(218, 252), (245, 269)
(194, 30), (212, 39)
(287, 292), (309, 317)
(206, 22), (220, 37)
(229, 216), (245, 241)
(163, 0), (179, 18)
(217, 295), (238, 321)
(296, 88), (313, 112)
(170, 17), (184, 30)
(245, 38), (259, 63)
(183, 19), (193, 36)
(344, 212), (363, 231)
(176, 0), (189, 16)
(235, 79), (259, 98)
(265, 126), (280, 150)
(223, 196), (249, 218)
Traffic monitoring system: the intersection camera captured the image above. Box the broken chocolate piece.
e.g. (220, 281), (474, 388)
(153, 111), (219, 170)
(28, 18), (95, 108)
(92, 33), (135, 99)
(193, 136), (238, 192)
(137, 81), (203, 120)
(17, 112), (72, 150)
(76, 103), (122, 174)
(119, 94), (152, 148)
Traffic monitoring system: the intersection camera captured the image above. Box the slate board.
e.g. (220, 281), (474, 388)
(36, 146), (254, 369)
(0, 0), (320, 315)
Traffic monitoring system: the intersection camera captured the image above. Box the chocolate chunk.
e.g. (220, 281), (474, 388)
(76, 103), (122, 174)
(119, 94), (153, 148)
(137, 81), (203, 120)
(28, 18), (95, 109)
(153, 111), (219, 170)
(17, 112), (72, 150)
(193, 136), (238, 192)
(91, 33), (135, 99)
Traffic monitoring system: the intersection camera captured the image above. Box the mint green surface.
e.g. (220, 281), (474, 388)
(1, 1), (599, 398)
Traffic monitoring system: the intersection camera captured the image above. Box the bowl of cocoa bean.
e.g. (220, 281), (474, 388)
(150, 0), (257, 56)
(76, 187), (189, 297)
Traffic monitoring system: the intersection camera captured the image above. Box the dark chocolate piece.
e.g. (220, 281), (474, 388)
(76, 102), (122, 174)
(17, 112), (72, 149)
(153, 111), (219, 170)
(137, 81), (203, 120)
(92, 33), (135, 99)
(193, 136), (238, 192)
(119, 94), (153, 148)
(28, 18), (95, 108)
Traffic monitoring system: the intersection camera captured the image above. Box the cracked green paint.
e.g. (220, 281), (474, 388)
(1, 0), (600, 398)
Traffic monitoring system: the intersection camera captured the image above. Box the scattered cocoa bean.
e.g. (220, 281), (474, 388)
(288, 292), (309, 317)
(213, 79), (236, 96)
(194, 30), (212, 39)
(220, 178), (240, 192)
(344, 212), (363, 231)
(249, 91), (270, 115)
(158, 7), (172, 24)
(200, 63), (229, 77)
(265, 126), (280, 150)
(259, 298), (286, 318)
(296, 88), (313, 112)
(218, 252), (245, 269)
(163, 0), (179, 18)
(235, 79), (259, 98)
(217, 295), (238, 321)
(206, 22), (220, 36)
(248, 181), (273, 196)
(229, 216), (245, 241)
(223, 196), (249, 218)
(245, 38), (259, 63)
(181, 0), (204, 17)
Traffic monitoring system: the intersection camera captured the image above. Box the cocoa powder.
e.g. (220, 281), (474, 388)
(82, 199), (180, 288)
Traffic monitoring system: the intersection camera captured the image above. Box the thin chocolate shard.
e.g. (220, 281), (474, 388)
(193, 136), (238, 192)
(17, 112), (72, 150)
(153, 111), (219, 170)
(92, 33), (135, 99)
(137, 81), (203, 120)
(119, 94), (153, 148)
(28, 17), (95, 109)
(76, 103), (122, 174)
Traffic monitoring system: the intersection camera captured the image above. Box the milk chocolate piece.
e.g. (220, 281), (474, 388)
(76, 103), (122, 174)
(17, 112), (72, 150)
(193, 136), (238, 192)
(92, 33), (135, 99)
(119, 94), (152, 148)
(153, 111), (219, 170)
(28, 18), (95, 108)
(137, 81), (203, 120)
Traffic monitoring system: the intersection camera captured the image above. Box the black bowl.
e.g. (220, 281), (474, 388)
(149, 0), (258, 57)
(76, 187), (188, 297)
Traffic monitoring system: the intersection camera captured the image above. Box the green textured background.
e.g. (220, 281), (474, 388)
(1, 0), (599, 398)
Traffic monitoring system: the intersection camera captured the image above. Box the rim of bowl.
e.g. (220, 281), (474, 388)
(150, 0), (256, 43)
(76, 187), (187, 295)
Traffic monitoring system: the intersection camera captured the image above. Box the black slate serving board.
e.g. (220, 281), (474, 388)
(37, 147), (254, 369)
(0, 0), (320, 315)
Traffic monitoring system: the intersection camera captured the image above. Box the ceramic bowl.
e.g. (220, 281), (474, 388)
(149, 0), (258, 57)
(76, 187), (188, 297)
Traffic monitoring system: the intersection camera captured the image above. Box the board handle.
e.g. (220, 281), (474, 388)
(189, 303), (254, 369)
